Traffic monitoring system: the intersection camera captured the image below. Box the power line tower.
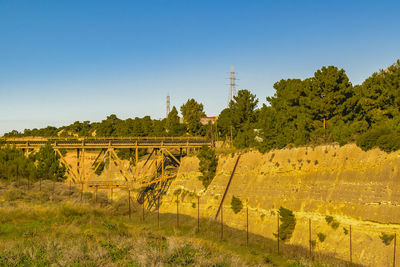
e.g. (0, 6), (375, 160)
(166, 93), (170, 118)
(227, 65), (238, 106)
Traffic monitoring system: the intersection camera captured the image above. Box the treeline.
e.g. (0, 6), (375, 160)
(4, 100), (209, 138)
(0, 144), (65, 183)
(218, 60), (400, 152)
(4, 60), (400, 152)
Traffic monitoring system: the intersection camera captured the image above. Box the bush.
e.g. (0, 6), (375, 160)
(325, 215), (340, 229)
(317, 232), (326, 242)
(343, 227), (348, 235)
(357, 124), (400, 152)
(274, 207), (296, 242)
(230, 196), (243, 214)
(380, 232), (395, 246)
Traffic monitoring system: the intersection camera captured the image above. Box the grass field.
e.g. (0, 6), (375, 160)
(0, 180), (336, 266)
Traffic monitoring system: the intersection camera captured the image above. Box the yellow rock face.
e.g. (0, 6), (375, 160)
(160, 144), (400, 266)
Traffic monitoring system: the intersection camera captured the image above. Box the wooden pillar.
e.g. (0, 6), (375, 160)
(135, 146), (139, 165)
(77, 149), (80, 180)
(161, 151), (164, 178)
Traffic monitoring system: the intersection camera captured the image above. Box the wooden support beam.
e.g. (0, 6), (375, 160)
(163, 148), (180, 166)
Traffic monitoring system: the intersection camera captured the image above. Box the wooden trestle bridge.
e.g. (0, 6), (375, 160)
(2, 137), (211, 207)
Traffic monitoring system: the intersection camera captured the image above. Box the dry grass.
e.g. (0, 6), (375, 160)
(0, 180), (344, 266)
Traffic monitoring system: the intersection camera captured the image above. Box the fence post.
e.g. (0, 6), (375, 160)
(80, 183), (83, 202)
(157, 196), (160, 229)
(95, 187), (98, 203)
(246, 205), (249, 246)
(309, 218), (312, 258)
(350, 225), (352, 264)
(277, 213), (280, 254)
(176, 195), (179, 228)
(142, 200), (145, 221)
(394, 232), (397, 267)
(221, 204), (224, 240)
(128, 190), (131, 219)
(197, 197), (200, 233)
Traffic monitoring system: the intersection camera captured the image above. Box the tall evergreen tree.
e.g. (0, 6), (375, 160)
(166, 106), (184, 136)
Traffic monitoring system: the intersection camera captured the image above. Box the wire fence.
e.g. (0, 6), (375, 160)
(126, 192), (399, 267)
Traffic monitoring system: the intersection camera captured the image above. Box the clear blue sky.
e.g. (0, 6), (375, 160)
(1, 0), (399, 135)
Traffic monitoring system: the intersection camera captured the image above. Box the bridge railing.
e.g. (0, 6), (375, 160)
(1, 136), (208, 141)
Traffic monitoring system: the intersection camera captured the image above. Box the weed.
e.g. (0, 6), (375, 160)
(166, 244), (196, 265)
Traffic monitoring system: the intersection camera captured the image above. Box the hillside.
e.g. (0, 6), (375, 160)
(159, 143), (400, 266)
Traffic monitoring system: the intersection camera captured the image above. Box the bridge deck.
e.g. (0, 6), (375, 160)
(1, 137), (211, 149)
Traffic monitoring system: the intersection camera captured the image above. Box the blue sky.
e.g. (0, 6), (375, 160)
(1, 0), (399, 135)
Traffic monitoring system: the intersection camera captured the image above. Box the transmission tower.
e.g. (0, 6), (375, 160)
(166, 93), (170, 118)
(227, 65), (238, 106)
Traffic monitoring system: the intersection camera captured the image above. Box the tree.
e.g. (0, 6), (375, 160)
(218, 89), (259, 148)
(197, 145), (218, 189)
(230, 89), (259, 130)
(166, 106), (184, 136)
(309, 66), (353, 129)
(274, 207), (296, 242)
(35, 143), (66, 182)
(180, 99), (206, 135)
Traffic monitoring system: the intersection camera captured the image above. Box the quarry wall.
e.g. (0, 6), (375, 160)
(159, 144), (400, 266)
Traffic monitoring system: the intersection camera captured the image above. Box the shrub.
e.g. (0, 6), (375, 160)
(325, 216), (333, 224)
(317, 232), (326, 242)
(343, 227), (348, 235)
(380, 232), (395, 246)
(230, 196), (243, 214)
(274, 207), (296, 242)
(325, 215), (340, 229)
(357, 124), (400, 152)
